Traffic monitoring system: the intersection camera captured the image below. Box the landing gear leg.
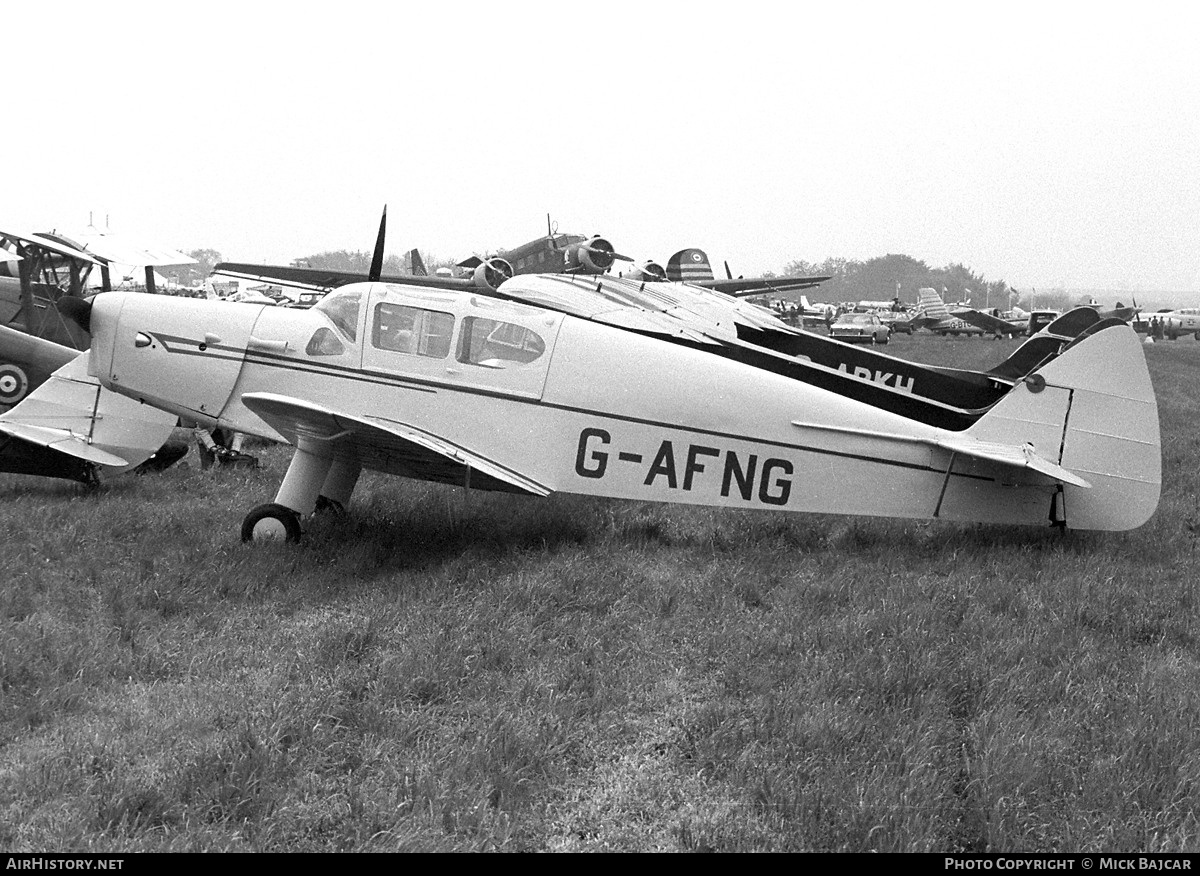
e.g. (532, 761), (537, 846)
(315, 458), (361, 516)
(241, 439), (334, 543)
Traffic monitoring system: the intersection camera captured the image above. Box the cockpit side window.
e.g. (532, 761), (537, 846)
(306, 327), (345, 357)
(312, 288), (364, 342)
(456, 317), (546, 368)
(372, 303), (455, 358)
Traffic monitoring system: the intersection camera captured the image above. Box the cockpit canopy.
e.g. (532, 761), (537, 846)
(312, 286), (364, 341)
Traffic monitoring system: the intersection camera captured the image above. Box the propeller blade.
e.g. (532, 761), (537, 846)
(368, 206), (387, 282)
(581, 244), (634, 262)
(724, 261), (733, 280)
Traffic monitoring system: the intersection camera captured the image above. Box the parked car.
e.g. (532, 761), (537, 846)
(829, 312), (890, 344)
(876, 311), (914, 335)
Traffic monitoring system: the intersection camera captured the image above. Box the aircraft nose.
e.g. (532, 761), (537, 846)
(57, 296), (93, 334)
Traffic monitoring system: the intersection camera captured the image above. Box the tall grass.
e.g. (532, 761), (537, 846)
(1, 333), (1198, 851)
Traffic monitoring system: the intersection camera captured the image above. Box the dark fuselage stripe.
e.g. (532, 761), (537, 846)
(146, 335), (992, 484)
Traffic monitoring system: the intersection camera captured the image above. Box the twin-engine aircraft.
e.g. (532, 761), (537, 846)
(214, 213), (830, 304)
(214, 214), (626, 300)
(54, 241), (1160, 541)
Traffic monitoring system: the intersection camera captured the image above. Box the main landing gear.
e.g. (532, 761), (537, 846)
(241, 503), (303, 542)
(240, 441), (361, 544)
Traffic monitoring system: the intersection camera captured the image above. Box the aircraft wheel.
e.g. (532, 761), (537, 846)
(241, 503), (303, 543)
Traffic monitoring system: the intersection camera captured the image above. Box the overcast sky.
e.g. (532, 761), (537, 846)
(5, 2), (1197, 294)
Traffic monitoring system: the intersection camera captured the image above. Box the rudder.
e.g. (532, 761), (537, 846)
(963, 323), (1160, 530)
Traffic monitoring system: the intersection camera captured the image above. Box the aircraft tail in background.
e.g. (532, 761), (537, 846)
(914, 286), (951, 321)
(0, 323), (78, 413)
(666, 249), (715, 283)
(408, 249), (428, 277)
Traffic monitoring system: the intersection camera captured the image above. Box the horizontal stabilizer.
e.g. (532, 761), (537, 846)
(935, 434), (1090, 487)
(0, 421), (129, 467)
(789, 420), (1089, 487)
(0, 352), (180, 476)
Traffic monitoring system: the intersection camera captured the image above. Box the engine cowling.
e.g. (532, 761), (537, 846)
(563, 236), (617, 274)
(470, 257), (514, 291)
(624, 260), (667, 282)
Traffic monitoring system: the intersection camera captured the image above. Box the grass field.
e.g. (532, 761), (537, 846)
(2, 332), (1199, 852)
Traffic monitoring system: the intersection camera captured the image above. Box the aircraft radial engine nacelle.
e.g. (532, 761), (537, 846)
(471, 257), (514, 291)
(625, 260), (667, 282)
(566, 237), (617, 274)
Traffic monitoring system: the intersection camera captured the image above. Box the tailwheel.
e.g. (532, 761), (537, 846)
(241, 503), (303, 543)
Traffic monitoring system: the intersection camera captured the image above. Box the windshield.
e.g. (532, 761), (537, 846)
(839, 314), (874, 325)
(312, 287), (364, 341)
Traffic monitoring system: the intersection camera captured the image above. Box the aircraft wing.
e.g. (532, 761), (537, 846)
(0, 227), (103, 264)
(950, 307), (1024, 336)
(68, 229), (197, 267)
(241, 392), (552, 496)
(213, 262), (473, 294)
(688, 275), (832, 297)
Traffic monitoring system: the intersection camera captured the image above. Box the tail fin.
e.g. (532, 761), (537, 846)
(0, 323), (77, 412)
(950, 324), (1160, 531)
(915, 287), (950, 320)
(666, 249), (715, 283)
(408, 248), (428, 277)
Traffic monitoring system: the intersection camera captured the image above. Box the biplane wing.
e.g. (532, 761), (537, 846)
(0, 227), (103, 265)
(64, 228), (195, 268)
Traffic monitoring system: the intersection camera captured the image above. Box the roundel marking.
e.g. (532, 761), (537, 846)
(0, 363), (30, 405)
(690, 251), (703, 262)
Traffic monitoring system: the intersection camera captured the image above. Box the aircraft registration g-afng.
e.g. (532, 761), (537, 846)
(61, 274), (1161, 542)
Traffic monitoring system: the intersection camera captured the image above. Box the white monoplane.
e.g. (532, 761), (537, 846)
(56, 261), (1160, 542)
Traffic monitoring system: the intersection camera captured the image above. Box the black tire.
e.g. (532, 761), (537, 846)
(879, 334), (889, 345)
(241, 503), (302, 543)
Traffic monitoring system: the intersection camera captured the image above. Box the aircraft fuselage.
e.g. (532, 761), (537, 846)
(81, 283), (1159, 531)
